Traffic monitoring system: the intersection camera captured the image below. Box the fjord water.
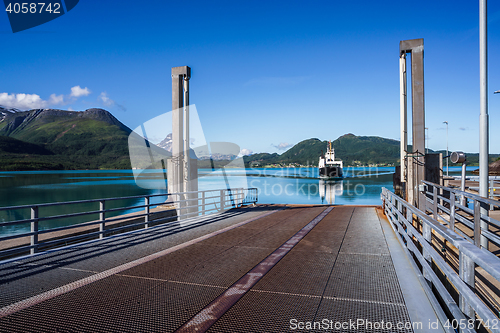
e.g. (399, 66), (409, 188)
(0, 167), (477, 235)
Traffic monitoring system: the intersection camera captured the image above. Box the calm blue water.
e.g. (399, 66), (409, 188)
(0, 166), (479, 235)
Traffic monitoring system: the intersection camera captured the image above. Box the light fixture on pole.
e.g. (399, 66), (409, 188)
(494, 90), (500, 94)
(443, 121), (449, 176)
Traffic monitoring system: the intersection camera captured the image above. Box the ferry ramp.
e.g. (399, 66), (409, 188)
(0, 205), (442, 332)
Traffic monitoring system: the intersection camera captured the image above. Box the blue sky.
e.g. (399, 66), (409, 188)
(1, 0), (499, 155)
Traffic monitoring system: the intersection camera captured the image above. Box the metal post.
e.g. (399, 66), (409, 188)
(220, 189), (225, 211)
(400, 39), (425, 209)
(474, 200), (482, 247)
(393, 196), (398, 218)
(99, 200), (105, 239)
(172, 68), (185, 196)
(30, 206), (38, 254)
(433, 186), (438, 219)
(183, 76), (191, 216)
(171, 66), (191, 219)
(419, 187), (427, 216)
(444, 121), (449, 176)
(145, 196), (150, 229)
(176, 193), (182, 219)
(406, 208), (413, 239)
(422, 218), (432, 283)
(172, 72), (184, 217)
(479, 0), (489, 209)
(481, 200), (489, 249)
(479, 0), (491, 255)
(407, 155), (414, 205)
(479, 0), (489, 254)
(411, 43), (425, 210)
(400, 54), (407, 184)
(202, 191), (205, 215)
(459, 251), (475, 318)
(450, 192), (456, 231)
(461, 162), (467, 206)
(490, 179), (494, 210)
(474, 199), (489, 249)
(397, 200), (402, 221)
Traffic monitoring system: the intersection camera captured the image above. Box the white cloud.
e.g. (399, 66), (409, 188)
(0, 92), (49, 109)
(99, 91), (126, 111)
(240, 148), (253, 156)
(0, 92), (65, 110)
(272, 142), (293, 150)
(49, 93), (64, 105)
(70, 85), (91, 97)
(99, 92), (113, 106)
(0, 86), (92, 111)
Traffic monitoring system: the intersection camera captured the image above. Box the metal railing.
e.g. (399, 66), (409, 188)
(451, 176), (500, 199)
(0, 187), (258, 259)
(382, 187), (500, 333)
(421, 180), (500, 248)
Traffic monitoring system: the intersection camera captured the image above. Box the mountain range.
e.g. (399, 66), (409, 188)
(243, 134), (401, 167)
(0, 108), (132, 170)
(0, 107), (497, 171)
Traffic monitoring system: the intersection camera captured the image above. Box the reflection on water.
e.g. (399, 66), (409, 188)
(248, 173), (393, 205)
(319, 180), (343, 205)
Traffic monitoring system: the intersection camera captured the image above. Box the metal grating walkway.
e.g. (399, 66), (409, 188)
(0, 205), (420, 332)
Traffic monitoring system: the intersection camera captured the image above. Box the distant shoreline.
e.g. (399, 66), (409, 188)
(0, 165), (481, 173)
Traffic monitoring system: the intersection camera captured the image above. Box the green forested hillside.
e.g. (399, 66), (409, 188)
(244, 134), (400, 167)
(0, 108), (133, 170)
(0, 136), (53, 155)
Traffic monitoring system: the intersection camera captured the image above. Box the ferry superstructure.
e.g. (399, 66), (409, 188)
(318, 141), (343, 180)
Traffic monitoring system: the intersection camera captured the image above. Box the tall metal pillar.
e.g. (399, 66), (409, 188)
(479, 0), (489, 249)
(183, 77), (190, 194)
(400, 39), (425, 209)
(170, 66), (194, 218)
(399, 53), (407, 198)
(171, 66), (189, 195)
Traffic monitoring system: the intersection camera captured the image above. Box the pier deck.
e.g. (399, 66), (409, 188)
(0, 205), (441, 332)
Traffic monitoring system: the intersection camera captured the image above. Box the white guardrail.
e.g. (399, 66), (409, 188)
(0, 188), (258, 260)
(382, 184), (500, 333)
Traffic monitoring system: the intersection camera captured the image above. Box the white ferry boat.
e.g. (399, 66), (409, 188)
(318, 141), (343, 180)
